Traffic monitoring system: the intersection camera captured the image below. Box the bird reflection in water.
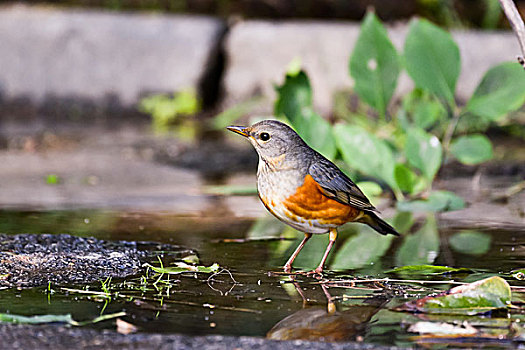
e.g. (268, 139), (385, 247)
(267, 282), (387, 342)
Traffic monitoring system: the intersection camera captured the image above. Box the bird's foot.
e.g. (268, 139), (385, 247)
(283, 264), (292, 273)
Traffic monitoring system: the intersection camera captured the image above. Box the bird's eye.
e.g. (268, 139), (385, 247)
(259, 132), (271, 141)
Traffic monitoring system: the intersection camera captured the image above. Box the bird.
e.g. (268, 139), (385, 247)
(227, 120), (399, 275)
(266, 282), (386, 341)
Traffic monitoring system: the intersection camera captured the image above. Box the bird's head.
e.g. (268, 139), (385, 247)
(227, 120), (305, 161)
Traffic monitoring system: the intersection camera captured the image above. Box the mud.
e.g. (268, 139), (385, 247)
(0, 233), (192, 288)
(0, 323), (398, 350)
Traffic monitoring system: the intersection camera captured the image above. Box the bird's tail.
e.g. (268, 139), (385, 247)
(358, 211), (400, 236)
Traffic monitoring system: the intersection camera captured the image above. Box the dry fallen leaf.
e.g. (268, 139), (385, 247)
(116, 318), (138, 335)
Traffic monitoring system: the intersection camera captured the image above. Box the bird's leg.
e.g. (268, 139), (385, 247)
(283, 233), (312, 273)
(312, 228), (337, 275)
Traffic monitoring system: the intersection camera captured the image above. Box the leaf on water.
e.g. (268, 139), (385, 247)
(450, 134), (494, 165)
(0, 311), (126, 326)
(397, 191), (465, 213)
(408, 321), (477, 336)
(182, 254), (200, 264)
(147, 262), (220, 275)
(395, 215), (439, 266)
(449, 231), (492, 256)
(81, 312), (127, 326)
(466, 62), (525, 121)
(396, 276), (512, 315)
(331, 225), (394, 270)
(116, 318), (138, 335)
(349, 11), (400, 117)
(405, 128), (442, 183)
(334, 124), (398, 191)
(0, 313), (74, 325)
(404, 19), (460, 106)
(386, 265), (473, 275)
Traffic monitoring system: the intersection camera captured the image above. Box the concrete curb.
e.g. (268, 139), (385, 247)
(0, 5), (225, 107)
(0, 5), (521, 116)
(223, 20), (519, 115)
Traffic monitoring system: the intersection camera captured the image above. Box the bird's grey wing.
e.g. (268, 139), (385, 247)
(308, 159), (377, 212)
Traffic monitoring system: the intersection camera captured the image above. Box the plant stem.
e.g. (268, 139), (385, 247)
(498, 0), (525, 68)
(442, 110), (461, 152)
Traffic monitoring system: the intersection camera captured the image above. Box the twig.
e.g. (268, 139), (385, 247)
(498, 0), (525, 68)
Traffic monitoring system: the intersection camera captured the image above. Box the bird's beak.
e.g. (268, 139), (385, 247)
(227, 125), (250, 137)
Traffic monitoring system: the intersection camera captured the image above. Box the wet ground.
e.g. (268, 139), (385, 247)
(1, 209), (525, 348)
(1, 125), (525, 348)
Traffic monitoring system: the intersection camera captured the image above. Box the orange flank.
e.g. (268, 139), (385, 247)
(283, 175), (362, 226)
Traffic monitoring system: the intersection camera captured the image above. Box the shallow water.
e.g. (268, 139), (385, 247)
(1, 209), (525, 347)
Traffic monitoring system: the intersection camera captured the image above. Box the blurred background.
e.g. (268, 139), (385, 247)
(0, 0), (524, 212)
(1, 1), (525, 344)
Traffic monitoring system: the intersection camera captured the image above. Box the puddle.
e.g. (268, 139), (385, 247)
(0, 209), (525, 347)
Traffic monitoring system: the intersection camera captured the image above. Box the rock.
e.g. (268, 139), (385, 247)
(0, 5), (225, 106)
(0, 233), (193, 288)
(223, 20), (518, 115)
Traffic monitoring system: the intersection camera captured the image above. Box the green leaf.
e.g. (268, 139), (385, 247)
(286, 56), (303, 76)
(0, 314), (75, 324)
(449, 231), (492, 255)
(386, 265), (473, 275)
(45, 174), (60, 185)
(274, 70), (312, 123)
(405, 128), (443, 182)
(203, 185), (257, 196)
(355, 181), (383, 198)
(450, 134), (494, 165)
(349, 11), (400, 117)
(392, 211), (415, 234)
(397, 276), (511, 315)
(293, 108), (337, 159)
(246, 215), (287, 240)
(146, 262), (219, 275)
(182, 254), (200, 264)
(331, 226), (394, 270)
(466, 62), (525, 121)
(0, 312), (125, 326)
(412, 99), (446, 130)
(396, 215), (439, 266)
(139, 89), (200, 133)
(394, 163), (418, 194)
(172, 89), (200, 115)
(404, 19), (460, 105)
(274, 70), (336, 159)
(334, 124), (398, 191)
(212, 97), (264, 130)
(290, 234), (331, 270)
(397, 190), (465, 212)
